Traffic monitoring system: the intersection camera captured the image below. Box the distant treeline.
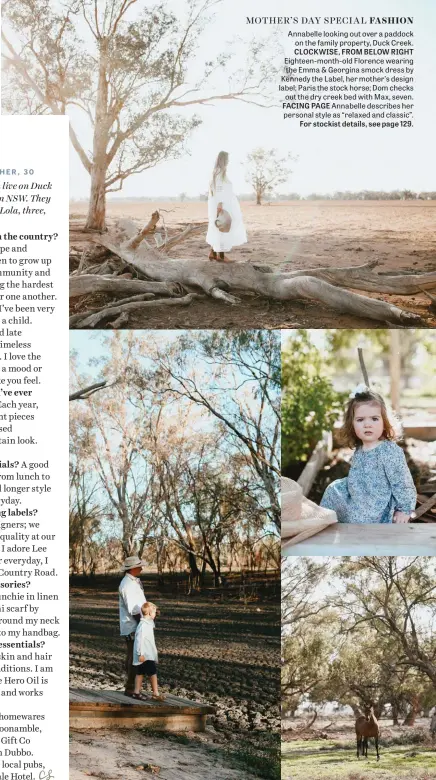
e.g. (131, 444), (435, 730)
(299, 190), (436, 201)
(71, 190), (436, 204)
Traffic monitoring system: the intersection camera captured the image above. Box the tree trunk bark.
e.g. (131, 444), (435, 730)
(403, 697), (420, 726)
(85, 39), (110, 232)
(374, 701), (384, 719)
(188, 550), (201, 586)
(120, 509), (134, 557)
(403, 709), (417, 726)
(69, 275), (183, 299)
(206, 551), (221, 586)
(85, 166), (108, 232)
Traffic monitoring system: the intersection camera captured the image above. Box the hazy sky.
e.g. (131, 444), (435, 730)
(73, 0), (435, 198)
(5, 0), (434, 197)
(70, 330), (178, 374)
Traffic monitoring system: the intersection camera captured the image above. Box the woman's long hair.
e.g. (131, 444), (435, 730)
(210, 151), (229, 195)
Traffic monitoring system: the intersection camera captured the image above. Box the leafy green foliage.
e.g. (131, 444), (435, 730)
(282, 557), (436, 723)
(281, 332), (345, 469)
(323, 329), (436, 398)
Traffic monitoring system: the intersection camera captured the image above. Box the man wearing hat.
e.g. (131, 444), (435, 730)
(119, 555), (147, 697)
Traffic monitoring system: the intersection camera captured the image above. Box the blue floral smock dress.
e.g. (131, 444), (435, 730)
(320, 440), (416, 524)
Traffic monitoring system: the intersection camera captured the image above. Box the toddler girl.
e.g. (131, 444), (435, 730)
(132, 602), (165, 701)
(320, 387), (416, 524)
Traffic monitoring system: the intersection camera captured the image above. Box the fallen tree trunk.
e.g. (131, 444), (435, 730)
(70, 292), (202, 329)
(285, 261), (436, 295)
(94, 234), (422, 325)
(71, 259), (120, 276)
(160, 222), (207, 252)
(69, 274), (183, 299)
(123, 210), (160, 250)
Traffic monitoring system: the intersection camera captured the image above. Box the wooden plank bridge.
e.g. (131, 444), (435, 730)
(70, 688), (215, 732)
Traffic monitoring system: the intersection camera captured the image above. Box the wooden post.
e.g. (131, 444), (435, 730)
(358, 347), (370, 386)
(297, 432), (333, 497)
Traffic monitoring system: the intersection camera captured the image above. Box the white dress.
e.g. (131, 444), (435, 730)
(206, 174), (247, 252)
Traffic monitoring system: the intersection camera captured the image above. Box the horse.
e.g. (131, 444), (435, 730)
(355, 705), (380, 761)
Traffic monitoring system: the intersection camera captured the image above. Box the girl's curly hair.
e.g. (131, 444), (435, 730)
(339, 390), (399, 448)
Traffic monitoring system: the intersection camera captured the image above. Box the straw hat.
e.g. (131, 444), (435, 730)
(122, 555), (146, 571)
(215, 209), (232, 233)
(281, 477), (337, 549)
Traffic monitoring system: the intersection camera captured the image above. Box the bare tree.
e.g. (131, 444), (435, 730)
(186, 454), (268, 585)
(245, 147), (295, 205)
(69, 466), (103, 575)
(2, 0), (277, 230)
(70, 340), (157, 555)
(147, 330), (281, 530)
(69, 332), (280, 578)
(153, 439), (205, 586)
(149, 419), (253, 586)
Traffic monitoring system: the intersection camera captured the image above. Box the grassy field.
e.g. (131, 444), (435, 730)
(282, 722), (436, 780)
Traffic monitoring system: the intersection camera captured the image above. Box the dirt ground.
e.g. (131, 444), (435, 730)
(70, 200), (436, 329)
(69, 576), (280, 779)
(70, 728), (256, 780)
(281, 716), (436, 780)
(70, 578), (280, 710)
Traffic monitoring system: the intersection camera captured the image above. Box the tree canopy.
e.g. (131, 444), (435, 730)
(245, 147), (295, 205)
(282, 557), (436, 724)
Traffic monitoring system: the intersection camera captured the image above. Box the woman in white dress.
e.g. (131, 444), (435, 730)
(206, 151), (247, 262)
